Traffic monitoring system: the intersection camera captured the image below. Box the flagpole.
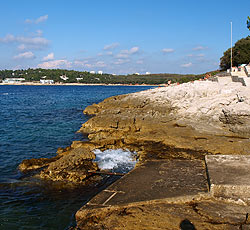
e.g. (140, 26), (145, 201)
(231, 22), (233, 71)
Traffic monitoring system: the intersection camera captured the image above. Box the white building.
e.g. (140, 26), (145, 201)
(40, 79), (54, 84)
(76, 78), (83, 81)
(60, 75), (68, 81)
(3, 78), (25, 83)
(90, 71), (95, 74)
(145, 72), (151, 75)
(98, 71), (103, 75)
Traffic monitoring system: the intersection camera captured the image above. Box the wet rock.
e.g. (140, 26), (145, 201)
(19, 156), (61, 172)
(40, 147), (99, 183)
(84, 103), (99, 115)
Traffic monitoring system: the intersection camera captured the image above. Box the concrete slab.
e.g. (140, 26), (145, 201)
(87, 159), (208, 207)
(206, 155), (250, 202)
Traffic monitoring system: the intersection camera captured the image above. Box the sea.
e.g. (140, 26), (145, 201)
(0, 85), (153, 230)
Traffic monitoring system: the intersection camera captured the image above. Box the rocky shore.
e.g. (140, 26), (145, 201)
(19, 79), (250, 229)
(80, 80), (250, 157)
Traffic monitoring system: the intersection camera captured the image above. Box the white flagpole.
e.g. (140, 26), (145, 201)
(231, 22), (233, 71)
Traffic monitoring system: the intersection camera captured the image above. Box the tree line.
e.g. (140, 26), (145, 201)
(0, 68), (218, 85)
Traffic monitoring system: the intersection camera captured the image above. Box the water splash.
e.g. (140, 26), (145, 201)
(93, 149), (137, 173)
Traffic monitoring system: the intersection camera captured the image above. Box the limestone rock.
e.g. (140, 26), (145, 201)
(19, 156), (61, 172)
(80, 81), (250, 156)
(40, 147), (98, 183)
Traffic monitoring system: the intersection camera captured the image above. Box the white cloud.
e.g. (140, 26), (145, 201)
(136, 60), (143, 64)
(115, 46), (140, 59)
(116, 53), (129, 59)
(95, 61), (106, 67)
(18, 37), (49, 46)
(0, 34), (49, 48)
(187, 53), (205, 57)
(121, 46), (139, 55)
(162, 48), (174, 53)
(98, 51), (113, 56)
(193, 46), (208, 51)
(37, 59), (72, 69)
(74, 60), (89, 67)
(25, 15), (48, 24)
(0, 34), (15, 43)
(85, 64), (93, 68)
(103, 42), (120, 50)
(13, 51), (35, 59)
(113, 59), (130, 65)
(106, 51), (113, 56)
(129, 47), (139, 54)
(43, 52), (54, 61)
(36, 30), (43, 37)
(181, 62), (192, 68)
(18, 44), (26, 50)
(0, 34), (49, 51)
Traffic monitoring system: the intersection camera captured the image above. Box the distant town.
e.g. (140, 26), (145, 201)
(0, 68), (216, 85)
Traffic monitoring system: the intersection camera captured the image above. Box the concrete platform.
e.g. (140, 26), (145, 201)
(86, 159), (208, 207)
(76, 158), (250, 229)
(206, 155), (250, 203)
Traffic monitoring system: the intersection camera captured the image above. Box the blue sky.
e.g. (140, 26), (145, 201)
(0, 0), (249, 75)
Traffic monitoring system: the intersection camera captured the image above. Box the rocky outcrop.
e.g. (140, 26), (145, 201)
(19, 141), (100, 183)
(17, 80), (250, 229)
(80, 81), (250, 157)
(40, 145), (98, 183)
(74, 80), (250, 230)
(19, 80), (250, 182)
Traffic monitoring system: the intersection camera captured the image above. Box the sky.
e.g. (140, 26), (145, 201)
(0, 0), (249, 75)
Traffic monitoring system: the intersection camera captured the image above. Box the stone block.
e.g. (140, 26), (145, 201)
(206, 155), (250, 203)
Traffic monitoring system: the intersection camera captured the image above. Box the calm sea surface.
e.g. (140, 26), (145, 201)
(0, 85), (153, 230)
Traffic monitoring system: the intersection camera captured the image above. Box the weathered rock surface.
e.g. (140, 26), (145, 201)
(80, 81), (250, 157)
(40, 146), (98, 183)
(19, 156), (61, 172)
(74, 80), (250, 229)
(18, 80), (250, 228)
(76, 198), (250, 230)
(19, 141), (100, 183)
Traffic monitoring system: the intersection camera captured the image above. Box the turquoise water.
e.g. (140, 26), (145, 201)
(0, 85), (152, 230)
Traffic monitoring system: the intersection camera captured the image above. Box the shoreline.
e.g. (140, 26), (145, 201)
(0, 82), (158, 86)
(18, 79), (250, 229)
(74, 80), (250, 229)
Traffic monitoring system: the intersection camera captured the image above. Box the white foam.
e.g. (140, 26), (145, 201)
(93, 149), (137, 173)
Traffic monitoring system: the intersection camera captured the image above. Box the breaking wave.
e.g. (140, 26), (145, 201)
(93, 149), (137, 173)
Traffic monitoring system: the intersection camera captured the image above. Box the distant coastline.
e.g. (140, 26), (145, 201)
(0, 68), (219, 86)
(0, 82), (156, 86)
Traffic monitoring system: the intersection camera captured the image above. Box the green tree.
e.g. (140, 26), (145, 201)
(220, 36), (250, 70)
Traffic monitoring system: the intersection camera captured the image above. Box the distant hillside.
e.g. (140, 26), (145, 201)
(0, 68), (219, 85)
